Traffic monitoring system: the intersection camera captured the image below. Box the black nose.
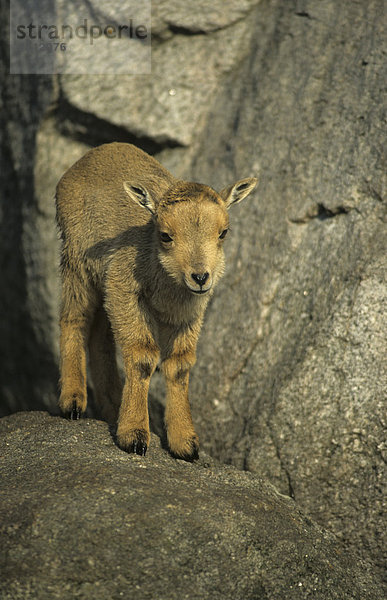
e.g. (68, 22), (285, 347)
(191, 272), (209, 286)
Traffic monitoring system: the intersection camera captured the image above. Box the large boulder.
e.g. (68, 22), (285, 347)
(0, 0), (385, 590)
(182, 2), (386, 588)
(0, 411), (382, 600)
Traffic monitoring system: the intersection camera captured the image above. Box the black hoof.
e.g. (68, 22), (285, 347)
(69, 401), (82, 420)
(132, 440), (147, 456)
(190, 445), (199, 462)
(117, 429), (149, 457)
(170, 438), (199, 462)
(174, 448), (199, 463)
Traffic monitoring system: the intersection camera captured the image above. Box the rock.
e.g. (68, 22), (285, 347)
(0, 23), (58, 414)
(180, 1), (386, 588)
(0, 412), (381, 600)
(59, 2), (258, 148)
(0, 0), (385, 591)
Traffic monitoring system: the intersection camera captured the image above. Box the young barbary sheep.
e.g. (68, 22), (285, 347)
(56, 142), (257, 461)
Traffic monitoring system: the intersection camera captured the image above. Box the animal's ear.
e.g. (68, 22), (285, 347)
(219, 177), (258, 208)
(123, 182), (156, 215)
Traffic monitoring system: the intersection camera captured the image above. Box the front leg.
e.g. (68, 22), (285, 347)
(162, 348), (199, 461)
(115, 341), (158, 455)
(105, 277), (160, 456)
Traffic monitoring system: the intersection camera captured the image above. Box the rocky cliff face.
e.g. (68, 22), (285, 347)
(1, 0), (385, 591)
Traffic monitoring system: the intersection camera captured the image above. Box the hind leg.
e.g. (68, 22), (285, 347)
(58, 264), (97, 419)
(88, 307), (122, 424)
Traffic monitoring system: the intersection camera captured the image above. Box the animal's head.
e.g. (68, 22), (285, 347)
(123, 177), (257, 295)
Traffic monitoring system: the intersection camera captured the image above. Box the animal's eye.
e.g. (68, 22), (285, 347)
(219, 229), (228, 239)
(160, 232), (173, 243)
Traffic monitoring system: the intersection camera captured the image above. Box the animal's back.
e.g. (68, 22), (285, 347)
(56, 142), (176, 249)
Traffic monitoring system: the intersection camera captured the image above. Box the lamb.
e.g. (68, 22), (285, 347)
(56, 142), (257, 460)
